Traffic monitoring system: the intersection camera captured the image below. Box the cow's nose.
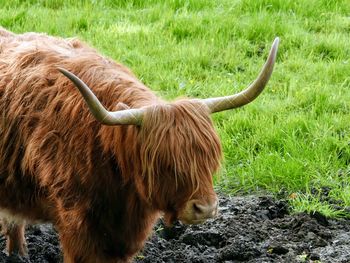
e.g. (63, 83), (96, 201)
(190, 199), (218, 219)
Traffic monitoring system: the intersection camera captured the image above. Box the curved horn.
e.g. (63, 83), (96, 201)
(202, 37), (279, 113)
(58, 68), (143, 125)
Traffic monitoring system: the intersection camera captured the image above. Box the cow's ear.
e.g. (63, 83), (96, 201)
(115, 102), (130, 111)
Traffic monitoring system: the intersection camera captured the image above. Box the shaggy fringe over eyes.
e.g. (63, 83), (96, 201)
(139, 100), (222, 200)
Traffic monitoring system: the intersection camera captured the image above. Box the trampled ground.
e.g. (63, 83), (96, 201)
(1, 0), (350, 215)
(1, 195), (350, 263)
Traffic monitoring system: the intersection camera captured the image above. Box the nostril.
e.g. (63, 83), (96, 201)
(192, 203), (203, 214)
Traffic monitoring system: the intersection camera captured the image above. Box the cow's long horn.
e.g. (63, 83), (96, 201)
(58, 68), (143, 125)
(202, 37), (279, 113)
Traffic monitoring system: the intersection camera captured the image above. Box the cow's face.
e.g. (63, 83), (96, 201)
(139, 100), (221, 225)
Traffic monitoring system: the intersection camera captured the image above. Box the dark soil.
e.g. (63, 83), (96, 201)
(1, 195), (350, 262)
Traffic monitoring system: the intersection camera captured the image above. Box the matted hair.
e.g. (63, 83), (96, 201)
(139, 100), (222, 200)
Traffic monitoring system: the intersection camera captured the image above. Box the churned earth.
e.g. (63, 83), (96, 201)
(1, 195), (350, 263)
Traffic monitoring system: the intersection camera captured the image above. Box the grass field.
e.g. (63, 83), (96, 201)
(1, 0), (350, 217)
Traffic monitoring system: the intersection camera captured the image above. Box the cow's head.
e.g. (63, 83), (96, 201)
(58, 38), (279, 225)
(137, 99), (222, 225)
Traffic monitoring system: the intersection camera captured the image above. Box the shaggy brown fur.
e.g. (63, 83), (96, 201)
(0, 27), (222, 262)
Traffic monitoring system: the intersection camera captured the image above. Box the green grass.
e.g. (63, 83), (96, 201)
(1, 0), (350, 217)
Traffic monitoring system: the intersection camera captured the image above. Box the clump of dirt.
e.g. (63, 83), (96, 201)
(135, 195), (350, 263)
(1, 195), (350, 262)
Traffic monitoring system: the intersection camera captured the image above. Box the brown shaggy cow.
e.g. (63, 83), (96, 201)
(0, 26), (279, 262)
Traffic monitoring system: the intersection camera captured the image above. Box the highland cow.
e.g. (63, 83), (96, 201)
(0, 27), (279, 262)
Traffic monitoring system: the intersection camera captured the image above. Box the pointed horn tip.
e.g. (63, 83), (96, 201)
(271, 37), (280, 54)
(273, 37), (280, 46)
(265, 37), (279, 65)
(57, 67), (69, 75)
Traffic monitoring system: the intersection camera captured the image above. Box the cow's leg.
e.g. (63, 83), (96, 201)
(59, 231), (132, 263)
(60, 239), (132, 263)
(1, 219), (27, 256)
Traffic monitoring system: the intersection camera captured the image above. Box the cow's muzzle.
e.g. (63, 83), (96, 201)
(178, 198), (219, 225)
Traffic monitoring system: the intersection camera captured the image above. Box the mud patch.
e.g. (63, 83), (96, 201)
(1, 195), (350, 262)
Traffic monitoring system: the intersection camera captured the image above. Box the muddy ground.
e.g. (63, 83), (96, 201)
(1, 195), (350, 263)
